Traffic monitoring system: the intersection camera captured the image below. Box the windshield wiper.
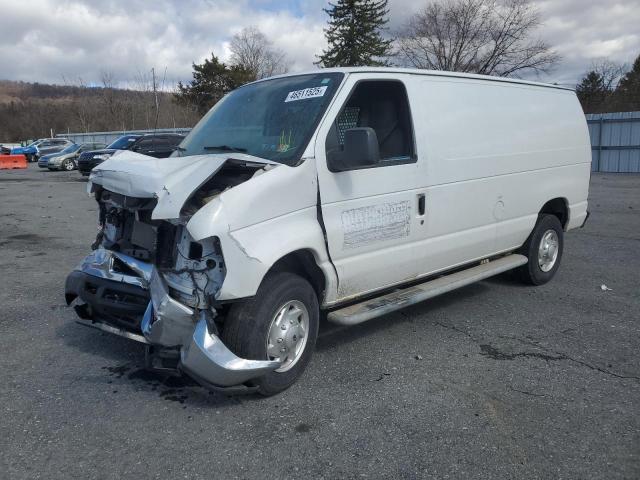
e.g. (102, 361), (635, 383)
(203, 145), (247, 153)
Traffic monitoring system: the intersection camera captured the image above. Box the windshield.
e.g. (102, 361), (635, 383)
(60, 143), (80, 154)
(178, 73), (344, 165)
(107, 135), (140, 150)
(28, 140), (44, 147)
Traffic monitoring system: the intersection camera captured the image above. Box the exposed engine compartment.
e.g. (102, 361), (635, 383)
(94, 189), (171, 263)
(65, 155), (279, 342)
(180, 160), (270, 216)
(92, 186), (225, 310)
(87, 159), (273, 311)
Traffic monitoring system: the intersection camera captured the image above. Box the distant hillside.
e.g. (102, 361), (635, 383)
(0, 80), (99, 104)
(0, 80), (199, 142)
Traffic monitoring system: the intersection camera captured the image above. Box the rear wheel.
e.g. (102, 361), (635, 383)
(515, 214), (564, 285)
(221, 271), (319, 395)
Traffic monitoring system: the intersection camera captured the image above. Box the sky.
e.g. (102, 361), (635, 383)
(0, 0), (638, 89)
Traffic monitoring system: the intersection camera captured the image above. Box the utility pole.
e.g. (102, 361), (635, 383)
(152, 67), (159, 117)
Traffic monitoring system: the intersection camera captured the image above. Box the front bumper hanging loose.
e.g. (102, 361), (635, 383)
(65, 248), (281, 388)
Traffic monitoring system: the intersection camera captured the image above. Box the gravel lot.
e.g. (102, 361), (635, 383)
(1, 164), (639, 479)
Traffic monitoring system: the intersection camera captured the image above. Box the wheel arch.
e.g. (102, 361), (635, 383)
(539, 197), (569, 230)
(267, 249), (327, 303)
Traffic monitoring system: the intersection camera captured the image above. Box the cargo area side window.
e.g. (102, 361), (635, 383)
(326, 80), (415, 171)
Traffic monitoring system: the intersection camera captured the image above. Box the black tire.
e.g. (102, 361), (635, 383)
(515, 214), (564, 285)
(62, 158), (75, 171)
(222, 271), (319, 396)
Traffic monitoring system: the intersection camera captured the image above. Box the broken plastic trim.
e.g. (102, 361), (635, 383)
(70, 248), (281, 389)
(76, 318), (149, 344)
(75, 248), (152, 290)
(180, 316), (282, 387)
(141, 271), (281, 386)
(141, 269), (196, 347)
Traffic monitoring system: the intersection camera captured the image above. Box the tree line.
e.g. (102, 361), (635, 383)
(177, 0), (564, 112)
(2, 0), (639, 142)
(0, 75), (200, 143)
(177, 0), (639, 116)
(575, 57), (640, 114)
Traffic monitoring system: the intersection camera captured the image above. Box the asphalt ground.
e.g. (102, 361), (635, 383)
(1, 164), (639, 479)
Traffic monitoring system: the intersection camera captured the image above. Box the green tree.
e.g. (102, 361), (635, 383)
(575, 71), (609, 113)
(316, 0), (392, 67)
(615, 54), (640, 111)
(175, 54), (254, 114)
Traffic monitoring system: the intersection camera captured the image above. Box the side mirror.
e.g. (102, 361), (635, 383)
(327, 127), (380, 172)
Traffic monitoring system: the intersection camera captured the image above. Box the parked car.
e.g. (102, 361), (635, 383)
(77, 135), (141, 176)
(77, 133), (184, 176)
(0, 143), (21, 153)
(65, 68), (591, 396)
(4, 138), (70, 162)
(40, 142), (107, 170)
(35, 138), (74, 160)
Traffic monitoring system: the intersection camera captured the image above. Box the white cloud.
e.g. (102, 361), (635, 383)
(0, 0), (638, 88)
(532, 0), (640, 85)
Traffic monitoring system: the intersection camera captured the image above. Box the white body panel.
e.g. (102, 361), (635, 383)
(186, 158), (338, 301)
(88, 68), (591, 308)
(314, 70), (590, 304)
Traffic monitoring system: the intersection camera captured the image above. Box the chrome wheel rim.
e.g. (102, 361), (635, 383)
(64, 159), (74, 170)
(266, 300), (309, 373)
(538, 229), (559, 272)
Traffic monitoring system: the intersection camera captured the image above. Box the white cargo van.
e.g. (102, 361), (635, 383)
(66, 68), (591, 395)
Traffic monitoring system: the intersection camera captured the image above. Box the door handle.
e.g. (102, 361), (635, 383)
(417, 193), (425, 216)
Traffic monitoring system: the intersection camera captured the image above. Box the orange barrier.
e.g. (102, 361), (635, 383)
(0, 154), (27, 170)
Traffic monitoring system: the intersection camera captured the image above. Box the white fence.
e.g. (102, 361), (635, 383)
(57, 127), (192, 146)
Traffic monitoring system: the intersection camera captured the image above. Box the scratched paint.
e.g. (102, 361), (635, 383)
(341, 201), (411, 248)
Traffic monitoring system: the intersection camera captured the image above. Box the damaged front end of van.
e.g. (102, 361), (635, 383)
(65, 152), (285, 392)
(65, 72), (344, 394)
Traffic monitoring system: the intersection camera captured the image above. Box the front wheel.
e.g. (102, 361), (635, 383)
(62, 158), (75, 171)
(515, 214), (564, 285)
(221, 272), (319, 395)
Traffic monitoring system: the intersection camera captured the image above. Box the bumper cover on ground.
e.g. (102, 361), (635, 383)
(66, 248), (280, 388)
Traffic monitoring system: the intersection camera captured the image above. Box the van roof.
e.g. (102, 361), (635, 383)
(260, 67), (574, 92)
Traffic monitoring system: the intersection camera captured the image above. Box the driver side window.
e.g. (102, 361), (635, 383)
(326, 80), (415, 171)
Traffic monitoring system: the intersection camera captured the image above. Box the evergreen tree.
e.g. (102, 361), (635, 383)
(615, 54), (640, 111)
(575, 71), (609, 113)
(316, 0), (392, 67)
(175, 54), (254, 114)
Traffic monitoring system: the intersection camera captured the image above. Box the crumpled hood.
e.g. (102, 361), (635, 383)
(89, 150), (276, 220)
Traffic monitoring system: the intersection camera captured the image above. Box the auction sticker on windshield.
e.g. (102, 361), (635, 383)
(285, 86), (328, 102)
